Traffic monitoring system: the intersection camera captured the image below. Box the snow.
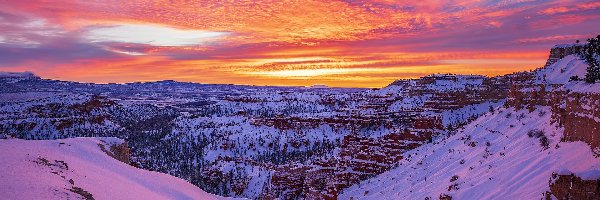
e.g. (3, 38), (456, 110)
(532, 54), (600, 93)
(439, 100), (505, 127)
(534, 55), (587, 84)
(0, 137), (239, 200)
(340, 106), (600, 199)
(561, 81), (600, 93)
(422, 74), (486, 91)
(576, 169), (600, 180)
(378, 74), (487, 96)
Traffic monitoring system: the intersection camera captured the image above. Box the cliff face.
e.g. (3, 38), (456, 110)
(544, 44), (584, 68)
(547, 173), (600, 200)
(558, 92), (600, 153)
(98, 140), (132, 165)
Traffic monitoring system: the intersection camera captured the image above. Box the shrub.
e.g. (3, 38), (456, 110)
(450, 175), (459, 182)
(527, 129), (544, 138)
(539, 135), (550, 149)
(538, 110), (546, 117)
(569, 75), (580, 82)
(516, 113), (526, 120)
(527, 129), (550, 149)
(440, 194), (452, 200)
(69, 186), (95, 200)
(447, 183), (459, 191)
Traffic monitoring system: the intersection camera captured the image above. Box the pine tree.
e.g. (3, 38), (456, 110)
(581, 35), (600, 83)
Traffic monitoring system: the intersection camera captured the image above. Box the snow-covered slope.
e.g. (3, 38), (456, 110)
(534, 55), (587, 84)
(340, 106), (600, 199)
(0, 137), (234, 200)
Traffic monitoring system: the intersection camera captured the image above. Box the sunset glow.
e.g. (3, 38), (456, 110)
(1, 1), (599, 87)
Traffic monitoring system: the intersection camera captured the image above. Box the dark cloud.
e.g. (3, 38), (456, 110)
(0, 12), (124, 68)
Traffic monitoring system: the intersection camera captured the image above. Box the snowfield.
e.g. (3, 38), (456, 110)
(0, 137), (236, 200)
(340, 106), (600, 199)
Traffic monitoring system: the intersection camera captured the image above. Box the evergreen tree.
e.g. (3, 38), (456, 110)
(581, 35), (600, 83)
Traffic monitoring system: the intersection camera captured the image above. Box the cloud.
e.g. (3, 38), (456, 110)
(0, 0), (599, 87)
(84, 24), (228, 47)
(540, 2), (600, 15)
(0, 12), (126, 68)
(516, 34), (589, 44)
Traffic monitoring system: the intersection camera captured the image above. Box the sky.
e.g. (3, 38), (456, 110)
(0, 0), (599, 88)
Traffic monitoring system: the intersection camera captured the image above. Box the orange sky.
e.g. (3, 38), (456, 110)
(1, 0), (599, 88)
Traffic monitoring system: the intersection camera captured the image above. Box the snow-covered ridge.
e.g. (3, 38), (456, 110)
(0, 137), (237, 200)
(0, 71), (37, 78)
(0, 71), (39, 83)
(385, 74), (486, 91)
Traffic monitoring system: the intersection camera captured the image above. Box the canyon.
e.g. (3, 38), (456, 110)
(1, 43), (599, 199)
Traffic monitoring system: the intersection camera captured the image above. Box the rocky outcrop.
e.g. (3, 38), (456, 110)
(544, 44), (584, 68)
(98, 141), (131, 165)
(392, 74), (509, 111)
(557, 92), (600, 154)
(547, 173), (600, 200)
